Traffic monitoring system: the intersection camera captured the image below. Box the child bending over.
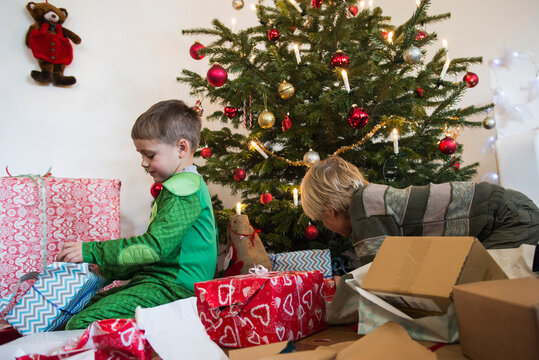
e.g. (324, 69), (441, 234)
(57, 100), (218, 329)
(300, 156), (538, 264)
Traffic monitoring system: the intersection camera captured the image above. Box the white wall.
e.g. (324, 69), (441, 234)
(1, 0), (538, 238)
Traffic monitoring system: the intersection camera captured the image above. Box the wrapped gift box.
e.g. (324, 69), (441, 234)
(195, 270), (327, 348)
(0, 176), (121, 299)
(268, 249), (333, 278)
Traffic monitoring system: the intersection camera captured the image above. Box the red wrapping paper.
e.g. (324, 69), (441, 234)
(195, 270), (327, 348)
(322, 278), (336, 303)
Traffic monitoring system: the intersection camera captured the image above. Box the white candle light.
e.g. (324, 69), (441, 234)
(251, 141), (269, 159)
(293, 44), (301, 64)
(440, 58), (451, 80)
(293, 188), (298, 206)
(392, 128), (399, 154)
(368, 0), (374, 10)
(231, 18), (237, 32)
(341, 69), (350, 93)
(416, 0), (421, 7)
(250, 3), (256, 11)
(236, 202), (241, 215)
(359, 1), (365, 9)
(288, 0), (302, 13)
(387, 31), (394, 44)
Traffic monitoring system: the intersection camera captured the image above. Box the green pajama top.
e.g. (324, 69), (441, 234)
(82, 171), (217, 293)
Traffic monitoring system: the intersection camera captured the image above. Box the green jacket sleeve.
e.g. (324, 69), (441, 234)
(82, 189), (201, 267)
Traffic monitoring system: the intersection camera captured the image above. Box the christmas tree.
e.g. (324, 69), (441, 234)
(178, 0), (490, 269)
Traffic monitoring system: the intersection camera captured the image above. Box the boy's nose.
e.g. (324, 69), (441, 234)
(141, 159), (149, 168)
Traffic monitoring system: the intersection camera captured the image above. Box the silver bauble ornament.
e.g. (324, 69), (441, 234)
(482, 116), (496, 130)
(303, 149), (320, 165)
(403, 46), (422, 65)
(232, 0), (244, 10)
(278, 81), (295, 100)
(258, 110), (275, 129)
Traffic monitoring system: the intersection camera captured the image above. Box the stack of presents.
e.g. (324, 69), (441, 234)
(0, 174), (538, 359)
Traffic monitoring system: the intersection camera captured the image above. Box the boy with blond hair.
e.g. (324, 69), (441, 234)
(57, 99), (217, 329)
(301, 156), (538, 264)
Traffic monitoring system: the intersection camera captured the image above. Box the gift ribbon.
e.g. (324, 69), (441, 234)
(6, 166), (52, 268)
(228, 223), (261, 247)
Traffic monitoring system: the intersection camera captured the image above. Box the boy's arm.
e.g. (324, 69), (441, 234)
(83, 191), (201, 267)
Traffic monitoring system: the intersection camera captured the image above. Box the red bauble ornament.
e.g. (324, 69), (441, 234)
(282, 115), (293, 132)
(224, 106), (238, 119)
(382, 31), (389, 40)
(207, 64), (228, 87)
(267, 28), (280, 41)
(150, 182), (163, 199)
(260, 192), (273, 205)
(348, 105), (369, 129)
(233, 168), (246, 181)
(415, 87), (425, 97)
(189, 41), (205, 60)
(349, 5), (359, 16)
(453, 161), (460, 171)
(201, 147), (213, 159)
(415, 30), (427, 41)
(311, 0), (323, 9)
(304, 224), (319, 240)
(463, 72), (479, 88)
(439, 137), (458, 155)
(330, 50), (350, 68)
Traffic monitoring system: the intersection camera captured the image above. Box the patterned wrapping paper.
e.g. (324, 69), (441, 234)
(195, 270), (327, 348)
(322, 278), (336, 303)
(0, 176), (121, 299)
(268, 249), (333, 278)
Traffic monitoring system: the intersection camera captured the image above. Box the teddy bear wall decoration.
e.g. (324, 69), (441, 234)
(25, 1), (81, 86)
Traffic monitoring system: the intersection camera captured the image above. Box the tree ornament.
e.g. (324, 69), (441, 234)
(381, 31), (389, 40)
(278, 81), (295, 100)
(304, 224), (319, 240)
(258, 110), (276, 129)
(189, 41), (205, 60)
(201, 147), (213, 159)
(282, 114), (293, 132)
(207, 64), (228, 87)
(463, 72), (479, 88)
(415, 87), (425, 97)
(233, 168), (246, 181)
(453, 161), (460, 171)
(303, 149), (320, 165)
(150, 182), (163, 199)
(348, 105), (369, 129)
(415, 30), (427, 41)
(439, 137), (458, 155)
(311, 0), (323, 9)
(330, 50), (350, 69)
(232, 0), (244, 10)
(267, 28), (280, 41)
(260, 192), (273, 205)
(482, 116), (496, 129)
(349, 5), (359, 16)
(403, 46), (422, 65)
(224, 106), (238, 119)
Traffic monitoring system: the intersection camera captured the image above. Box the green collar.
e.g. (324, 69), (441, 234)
(163, 172), (201, 196)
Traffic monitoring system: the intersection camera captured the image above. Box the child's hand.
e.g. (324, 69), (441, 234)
(56, 242), (83, 263)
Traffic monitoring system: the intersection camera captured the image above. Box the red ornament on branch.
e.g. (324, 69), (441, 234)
(304, 224), (319, 240)
(453, 161), (460, 171)
(415, 30), (427, 41)
(201, 147), (213, 159)
(260, 192), (273, 205)
(439, 137), (458, 155)
(331, 50), (350, 68)
(311, 0), (323, 9)
(348, 105), (369, 129)
(415, 87), (425, 97)
(267, 28), (280, 41)
(282, 115), (293, 132)
(189, 41), (205, 60)
(207, 64), (228, 87)
(463, 72), (479, 88)
(349, 5), (359, 16)
(150, 183), (163, 199)
(233, 168), (246, 181)
(224, 106), (238, 119)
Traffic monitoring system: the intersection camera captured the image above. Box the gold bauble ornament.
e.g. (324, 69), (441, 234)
(232, 0), (244, 10)
(278, 81), (295, 100)
(258, 110), (276, 129)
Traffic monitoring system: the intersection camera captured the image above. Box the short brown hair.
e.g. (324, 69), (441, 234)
(131, 100), (201, 151)
(300, 156), (368, 221)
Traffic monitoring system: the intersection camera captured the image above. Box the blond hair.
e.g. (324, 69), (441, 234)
(131, 100), (201, 151)
(300, 156), (368, 221)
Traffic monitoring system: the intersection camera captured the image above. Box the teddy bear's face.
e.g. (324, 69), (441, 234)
(27, 2), (68, 25)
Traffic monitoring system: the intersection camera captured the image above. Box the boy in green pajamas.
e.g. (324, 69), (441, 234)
(57, 99), (217, 330)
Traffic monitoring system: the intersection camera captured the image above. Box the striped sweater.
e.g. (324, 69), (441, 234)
(350, 182), (539, 261)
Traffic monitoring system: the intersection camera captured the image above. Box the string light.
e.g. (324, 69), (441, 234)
(250, 140), (269, 159)
(341, 69), (351, 92)
(392, 129), (399, 154)
(235, 202), (242, 215)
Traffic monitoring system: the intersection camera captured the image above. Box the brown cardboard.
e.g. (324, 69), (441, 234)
(228, 341), (289, 360)
(361, 237), (508, 315)
(453, 277), (539, 360)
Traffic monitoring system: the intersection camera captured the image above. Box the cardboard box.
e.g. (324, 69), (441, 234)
(361, 237), (508, 316)
(453, 277), (539, 360)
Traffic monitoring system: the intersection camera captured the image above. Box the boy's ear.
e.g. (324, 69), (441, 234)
(176, 139), (190, 157)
